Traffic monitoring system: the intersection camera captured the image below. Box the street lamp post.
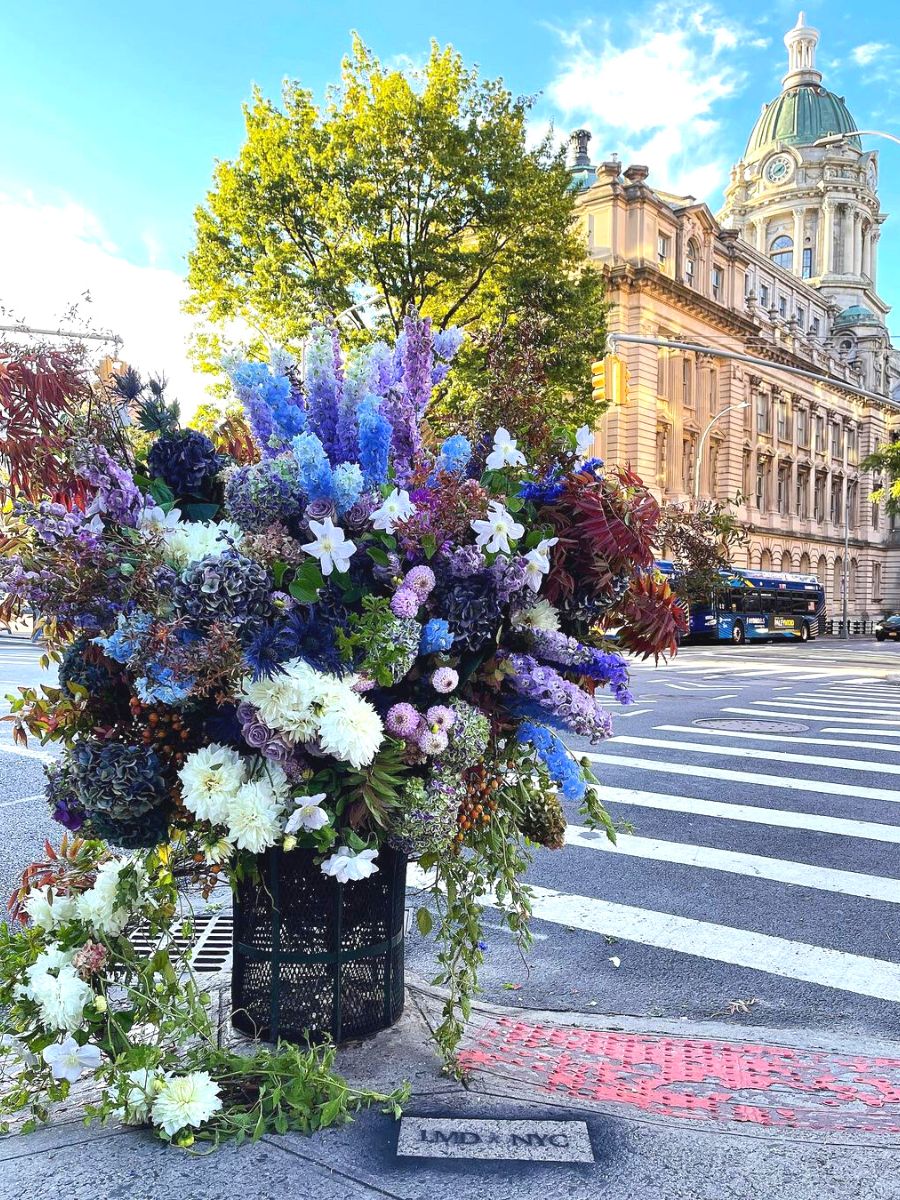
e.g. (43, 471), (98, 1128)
(814, 130), (900, 148)
(694, 402), (750, 503)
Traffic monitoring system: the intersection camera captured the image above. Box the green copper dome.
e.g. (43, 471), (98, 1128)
(746, 85), (859, 157)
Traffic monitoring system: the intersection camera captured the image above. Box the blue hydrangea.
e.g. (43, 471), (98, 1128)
(357, 395), (392, 487)
(93, 611), (153, 664)
(516, 721), (587, 801)
(134, 662), (194, 705)
(437, 434), (471, 476)
(420, 618), (454, 655)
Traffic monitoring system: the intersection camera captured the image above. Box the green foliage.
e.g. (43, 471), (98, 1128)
(311, 738), (408, 830)
(863, 439), (900, 515)
(657, 497), (748, 604)
(186, 37), (605, 409)
(336, 596), (418, 687)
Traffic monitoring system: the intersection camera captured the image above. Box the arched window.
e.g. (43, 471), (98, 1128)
(816, 555), (827, 587)
(685, 239), (699, 287)
(770, 235), (793, 270)
(799, 552), (811, 574)
(760, 548), (773, 571)
(780, 551), (793, 573)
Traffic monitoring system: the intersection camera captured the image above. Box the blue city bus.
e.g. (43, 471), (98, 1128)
(657, 562), (826, 645)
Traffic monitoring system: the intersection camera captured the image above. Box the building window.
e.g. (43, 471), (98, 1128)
(756, 392), (770, 435)
(873, 480), (882, 530)
(744, 272), (752, 297)
(796, 304), (806, 328)
(777, 465), (790, 514)
(873, 562), (883, 599)
(847, 427), (858, 464)
(685, 239), (698, 287)
(797, 407), (810, 447)
(682, 356), (694, 407)
(830, 421), (843, 459)
(708, 440), (720, 492)
(831, 479), (843, 526)
(760, 283), (771, 308)
(810, 316), (821, 337)
(848, 480), (858, 528)
(779, 296), (788, 318)
(815, 414), (825, 452)
(712, 265), (723, 300)
(777, 399), (791, 441)
(755, 457), (767, 509)
(814, 474), (826, 522)
(796, 468), (810, 518)
(656, 427), (669, 488)
(682, 437), (695, 492)
(770, 234), (793, 270)
(802, 247), (813, 278)
(658, 233), (670, 267)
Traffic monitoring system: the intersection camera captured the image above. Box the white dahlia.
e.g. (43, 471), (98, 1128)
(162, 519), (242, 570)
(23, 886), (77, 932)
(150, 1071), (222, 1137)
(316, 684), (384, 768)
(225, 779), (285, 853)
(74, 859), (144, 937)
(178, 744), (246, 824)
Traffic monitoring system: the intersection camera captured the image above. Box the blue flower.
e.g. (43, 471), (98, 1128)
(420, 618), (454, 655)
(516, 721), (587, 801)
(357, 395), (392, 487)
(93, 612), (153, 665)
(437, 434), (471, 476)
(134, 662), (194, 705)
(332, 462), (364, 515)
(292, 432), (334, 502)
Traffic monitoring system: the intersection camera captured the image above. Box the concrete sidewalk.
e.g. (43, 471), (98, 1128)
(4, 978), (900, 1200)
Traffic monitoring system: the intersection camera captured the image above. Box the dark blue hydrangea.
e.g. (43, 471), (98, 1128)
(174, 551), (274, 633)
(148, 429), (225, 495)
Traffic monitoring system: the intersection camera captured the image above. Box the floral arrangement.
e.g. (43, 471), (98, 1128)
(0, 311), (685, 1145)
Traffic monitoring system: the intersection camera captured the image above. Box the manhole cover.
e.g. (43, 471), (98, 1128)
(693, 718), (809, 733)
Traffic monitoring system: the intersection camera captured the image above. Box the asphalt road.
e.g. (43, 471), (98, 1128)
(3, 635), (900, 1043)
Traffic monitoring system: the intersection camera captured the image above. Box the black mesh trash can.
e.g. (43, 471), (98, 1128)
(231, 845), (407, 1044)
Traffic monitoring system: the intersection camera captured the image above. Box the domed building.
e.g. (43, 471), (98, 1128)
(570, 13), (900, 622)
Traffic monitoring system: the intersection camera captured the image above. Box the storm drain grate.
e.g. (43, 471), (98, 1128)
(693, 717), (810, 733)
(130, 912), (233, 973)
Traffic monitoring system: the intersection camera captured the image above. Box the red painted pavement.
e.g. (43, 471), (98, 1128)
(458, 1016), (900, 1133)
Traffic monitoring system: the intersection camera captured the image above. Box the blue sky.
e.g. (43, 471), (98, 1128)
(2, 1), (899, 399)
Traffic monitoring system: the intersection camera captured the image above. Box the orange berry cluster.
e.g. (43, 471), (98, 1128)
(453, 764), (501, 849)
(127, 698), (193, 768)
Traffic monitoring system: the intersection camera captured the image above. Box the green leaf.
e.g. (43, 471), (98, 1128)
(179, 501), (220, 523)
(506, 495), (524, 512)
(367, 546), (390, 568)
(416, 908), (433, 936)
(422, 533), (437, 560)
(148, 478), (175, 507)
(289, 559), (325, 603)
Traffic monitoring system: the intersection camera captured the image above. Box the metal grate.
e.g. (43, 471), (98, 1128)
(130, 913), (233, 973)
(693, 717), (809, 733)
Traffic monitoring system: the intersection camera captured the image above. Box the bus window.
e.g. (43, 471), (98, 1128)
(737, 591), (760, 613)
(776, 594), (795, 614)
(760, 593), (775, 613)
(720, 590), (739, 613)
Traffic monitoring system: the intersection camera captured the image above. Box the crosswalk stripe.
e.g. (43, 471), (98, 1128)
(823, 727), (900, 738)
(724, 706), (900, 727)
(507, 887), (900, 1003)
(761, 697), (899, 712)
(610, 735), (900, 776)
(598, 784), (900, 843)
(563, 824), (900, 902)
(585, 751), (900, 803)
(656, 724), (900, 755)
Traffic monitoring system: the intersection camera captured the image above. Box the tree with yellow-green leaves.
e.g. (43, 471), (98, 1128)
(863, 439), (900, 516)
(186, 37), (606, 443)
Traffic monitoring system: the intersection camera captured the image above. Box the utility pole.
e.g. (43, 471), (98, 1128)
(842, 474), (850, 640)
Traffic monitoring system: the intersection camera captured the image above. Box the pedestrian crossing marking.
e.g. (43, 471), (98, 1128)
(564, 824), (900, 903)
(610, 735), (900, 776)
(598, 785), (900, 843)
(725, 706), (900, 727)
(586, 751), (900, 803)
(656, 724), (900, 755)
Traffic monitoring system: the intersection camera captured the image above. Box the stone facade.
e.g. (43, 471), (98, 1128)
(571, 15), (900, 620)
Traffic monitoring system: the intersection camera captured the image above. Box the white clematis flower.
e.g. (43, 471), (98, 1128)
(523, 537), (559, 592)
(284, 794), (330, 835)
(485, 427), (527, 471)
(320, 846), (379, 885)
(42, 1036), (102, 1083)
(370, 488), (415, 534)
(302, 517), (356, 576)
(470, 502), (525, 555)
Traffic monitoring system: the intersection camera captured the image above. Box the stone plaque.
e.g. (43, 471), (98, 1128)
(396, 1117), (594, 1163)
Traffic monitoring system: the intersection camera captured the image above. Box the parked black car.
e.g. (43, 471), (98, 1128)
(875, 615), (900, 641)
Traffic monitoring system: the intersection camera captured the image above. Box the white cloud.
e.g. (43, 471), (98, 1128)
(852, 42), (888, 67)
(543, 4), (755, 202)
(0, 190), (209, 414)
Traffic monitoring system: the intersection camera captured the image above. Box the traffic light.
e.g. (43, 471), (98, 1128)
(591, 354), (630, 406)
